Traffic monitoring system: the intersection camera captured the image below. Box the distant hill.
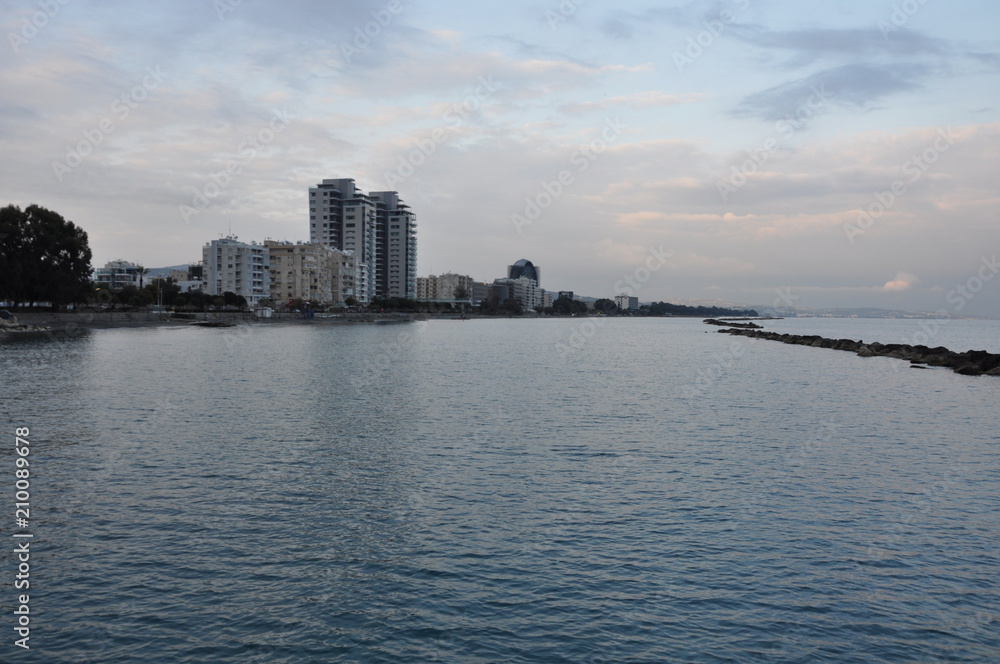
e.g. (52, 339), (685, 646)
(147, 265), (192, 278)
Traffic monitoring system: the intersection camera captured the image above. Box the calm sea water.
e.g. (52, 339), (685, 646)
(1, 317), (998, 663)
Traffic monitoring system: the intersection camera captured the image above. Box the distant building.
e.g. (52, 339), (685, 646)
(93, 260), (142, 290)
(508, 259), (540, 285)
(417, 273), (474, 301)
(493, 276), (541, 310)
(202, 237), (270, 305)
(557, 291), (574, 301)
(615, 295), (639, 311)
(471, 281), (490, 305)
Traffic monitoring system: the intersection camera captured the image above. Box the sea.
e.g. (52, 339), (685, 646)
(1, 316), (998, 663)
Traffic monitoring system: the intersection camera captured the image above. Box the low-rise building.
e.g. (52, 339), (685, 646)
(265, 241), (357, 306)
(93, 260), (142, 290)
(417, 273), (475, 301)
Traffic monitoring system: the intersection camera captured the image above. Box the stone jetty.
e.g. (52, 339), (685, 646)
(0, 314), (50, 334)
(715, 326), (1000, 377)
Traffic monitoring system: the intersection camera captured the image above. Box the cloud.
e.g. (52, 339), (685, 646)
(733, 63), (929, 123)
(883, 272), (920, 291)
(560, 91), (703, 115)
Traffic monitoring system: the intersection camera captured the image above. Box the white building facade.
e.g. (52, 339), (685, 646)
(202, 237), (270, 305)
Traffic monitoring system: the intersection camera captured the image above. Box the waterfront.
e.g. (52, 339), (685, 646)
(2, 318), (998, 662)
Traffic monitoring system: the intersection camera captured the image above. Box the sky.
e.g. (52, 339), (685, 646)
(2, 0), (999, 315)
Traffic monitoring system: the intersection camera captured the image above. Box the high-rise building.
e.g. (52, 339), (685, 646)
(309, 178), (417, 302)
(309, 178), (376, 302)
(370, 191), (418, 299)
(202, 237), (270, 305)
(508, 259), (540, 285)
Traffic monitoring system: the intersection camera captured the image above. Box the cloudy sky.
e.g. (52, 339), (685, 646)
(2, 0), (999, 315)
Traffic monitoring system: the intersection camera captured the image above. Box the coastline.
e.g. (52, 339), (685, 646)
(2, 311), (432, 332)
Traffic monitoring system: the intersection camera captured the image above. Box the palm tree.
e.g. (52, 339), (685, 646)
(136, 265), (149, 289)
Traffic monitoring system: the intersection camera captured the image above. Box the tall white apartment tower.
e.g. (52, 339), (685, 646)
(309, 178), (378, 303)
(369, 190), (418, 299)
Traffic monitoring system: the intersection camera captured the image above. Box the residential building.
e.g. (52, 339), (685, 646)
(202, 237), (270, 305)
(417, 273), (474, 301)
(309, 178), (418, 302)
(615, 295), (640, 311)
(558, 291), (574, 301)
(93, 260), (142, 290)
(309, 178), (377, 303)
(265, 241), (357, 306)
(370, 190), (418, 299)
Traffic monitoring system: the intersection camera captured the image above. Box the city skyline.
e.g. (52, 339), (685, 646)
(2, 1), (999, 315)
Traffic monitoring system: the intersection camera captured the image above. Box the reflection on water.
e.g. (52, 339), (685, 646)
(1, 318), (998, 662)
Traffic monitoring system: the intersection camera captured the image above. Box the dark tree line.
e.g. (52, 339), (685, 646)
(0, 204), (93, 308)
(646, 301), (758, 317)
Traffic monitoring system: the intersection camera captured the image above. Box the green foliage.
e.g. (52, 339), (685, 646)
(552, 296), (587, 315)
(222, 291), (248, 310)
(0, 204), (93, 308)
(593, 298), (617, 313)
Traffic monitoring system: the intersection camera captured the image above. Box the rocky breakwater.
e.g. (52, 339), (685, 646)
(703, 319), (763, 329)
(0, 314), (50, 334)
(716, 327), (1000, 377)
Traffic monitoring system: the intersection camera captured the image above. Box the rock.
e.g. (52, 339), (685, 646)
(857, 345), (874, 357)
(954, 364), (984, 376)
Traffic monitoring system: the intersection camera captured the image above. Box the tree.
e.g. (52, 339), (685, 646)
(136, 265), (149, 289)
(453, 286), (470, 300)
(593, 298), (617, 313)
(0, 204), (92, 308)
(552, 296), (587, 315)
